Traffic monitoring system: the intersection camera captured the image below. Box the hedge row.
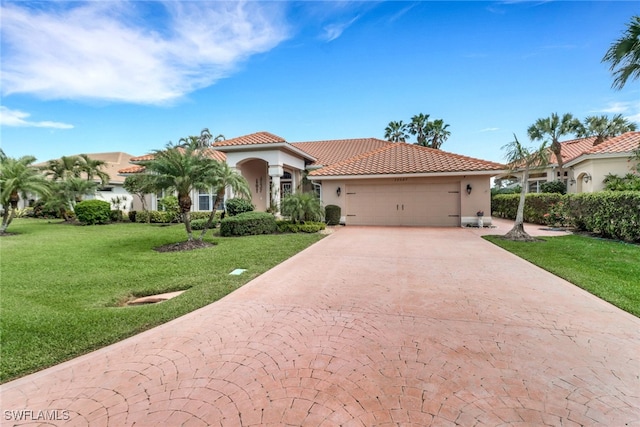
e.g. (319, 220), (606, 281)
(220, 212), (277, 237)
(276, 220), (326, 233)
(492, 192), (640, 242)
(130, 210), (216, 224)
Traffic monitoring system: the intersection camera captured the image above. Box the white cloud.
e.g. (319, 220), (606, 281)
(480, 127), (500, 132)
(321, 16), (359, 42)
(595, 101), (640, 124)
(0, 1), (289, 104)
(0, 106), (74, 129)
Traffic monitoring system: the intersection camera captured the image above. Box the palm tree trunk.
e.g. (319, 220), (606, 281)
(551, 141), (564, 181)
(1, 208), (14, 233)
(504, 169), (537, 241)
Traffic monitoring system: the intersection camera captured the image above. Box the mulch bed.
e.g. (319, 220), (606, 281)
(154, 240), (215, 252)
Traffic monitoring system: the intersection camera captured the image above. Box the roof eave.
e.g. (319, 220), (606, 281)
(565, 152), (634, 168)
(309, 170), (507, 181)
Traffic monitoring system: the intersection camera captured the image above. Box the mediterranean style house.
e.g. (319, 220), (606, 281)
(121, 131), (506, 227)
(496, 131), (640, 194)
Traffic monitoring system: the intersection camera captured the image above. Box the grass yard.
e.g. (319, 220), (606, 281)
(484, 234), (640, 317)
(0, 219), (324, 383)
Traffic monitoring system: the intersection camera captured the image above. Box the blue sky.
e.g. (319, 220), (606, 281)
(1, 1), (638, 164)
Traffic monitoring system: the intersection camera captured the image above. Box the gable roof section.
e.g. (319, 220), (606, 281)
(292, 138), (391, 167)
(212, 131), (286, 147)
(308, 143), (505, 177)
(552, 132), (640, 166)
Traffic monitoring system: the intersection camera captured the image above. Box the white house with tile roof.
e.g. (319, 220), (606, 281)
(496, 131), (640, 194)
(122, 131), (507, 227)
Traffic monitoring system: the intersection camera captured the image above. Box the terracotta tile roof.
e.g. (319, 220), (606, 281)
(120, 148), (226, 174)
(212, 131), (286, 147)
(292, 138), (391, 167)
(584, 131), (640, 155)
(550, 131), (640, 165)
(309, 143), (505, 177)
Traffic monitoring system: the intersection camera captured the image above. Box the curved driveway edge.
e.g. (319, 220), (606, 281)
(2, 226), (639, 426)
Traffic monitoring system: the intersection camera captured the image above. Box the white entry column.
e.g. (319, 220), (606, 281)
(269, 164), (283, 214)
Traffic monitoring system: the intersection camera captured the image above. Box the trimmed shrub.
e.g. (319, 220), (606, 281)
(135, 210), (175, 223)
(492, 193), (563, 224)
(128, 210), (137, 222)
(226, 198), (254, 216)
(540, 180), (567, 194)
(220, 211), (277, 237)
(75, 200), (111, 225)
(567, 192), (640, 242)
(325, 204), (341, 225)
(109, 209), (124, 222)
(276, 220), (326, 233)
(190, 218), (209, 230)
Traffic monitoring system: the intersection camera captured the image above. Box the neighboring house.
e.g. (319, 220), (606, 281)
(33, 152), (136, 211)
(121, 131), (506, 227)
(496, 131), (640, 194)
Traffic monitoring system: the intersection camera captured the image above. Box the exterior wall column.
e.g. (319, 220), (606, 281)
(269, 164), (283, 214)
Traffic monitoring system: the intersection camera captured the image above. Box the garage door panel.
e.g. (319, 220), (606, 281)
(346, 182), (459, 226)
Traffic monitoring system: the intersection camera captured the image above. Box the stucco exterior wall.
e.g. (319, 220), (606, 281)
(568, 157), (634, 193)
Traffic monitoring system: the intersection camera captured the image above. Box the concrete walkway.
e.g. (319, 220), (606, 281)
(2, 223), (639, 426)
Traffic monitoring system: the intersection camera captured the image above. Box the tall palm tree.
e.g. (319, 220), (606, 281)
(527, 113), (581, 183)
(1, 155), (50, 233)
(426, 119), (451, 149)
(138, 140), (216, 241)
(409, 113), (430, 146)
(198, 162), (251, 240)
(602, 15), (640, 90)
(78, 154), (110, 185)
(577, 114), (637, 145)
(384, 121), (409, 142)
(43, 155), (83, 181)
(502, 135), (550, 241)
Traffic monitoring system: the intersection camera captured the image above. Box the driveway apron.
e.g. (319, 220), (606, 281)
(2, 226), (639, 426)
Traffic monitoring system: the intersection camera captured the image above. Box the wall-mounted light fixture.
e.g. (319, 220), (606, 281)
(336, 187), (341, 197)
(583, 174), (592, 183)
(569, 179), (576, 186)
(466, 184), (472, 195)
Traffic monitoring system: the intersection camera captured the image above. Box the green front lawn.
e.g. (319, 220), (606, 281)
(484, 234), (640, 317)
(0, 219), (324, 383)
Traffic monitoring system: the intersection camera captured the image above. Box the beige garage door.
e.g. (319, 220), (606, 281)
(345, 182), (460, 226)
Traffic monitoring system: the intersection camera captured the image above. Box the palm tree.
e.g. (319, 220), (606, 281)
(602, 15), (640, 90)
(426, 119), (451, 149)
(527, 113), (581, 183)
(1, 155), (50, 233)
(280, 192), (324, 223)
(42, 155), (82, 181)
(409, 113), (430, 146)
(78, 154), (110, 185)
(577, 114), (637, 145)
(384, 121), (409, 142)
(198, 162), (251, 240)
(137, 140), (216, 241)
(502, 135), (550, 241)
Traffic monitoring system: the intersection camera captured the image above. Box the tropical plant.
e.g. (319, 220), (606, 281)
(280, 192), (324, 223)
(527, 113), (581, 183)
(408, 113), (430, 146)
(602, 15), (640, 90)
(123, 174), (155, 212)
(501, 135), (550, 241)
(75, 200), (112, 225)
(42, 155), (83, 181)
(78, 154), (110, 185)
(426, 119), (451, 149)
(384, 120), (410, 142)
(603, 173), (640, 191)
(0, 155), (50, 233)
(137, 139), (218, 241)
(577, 114), (637, 145)
(198, 162), (251, 240)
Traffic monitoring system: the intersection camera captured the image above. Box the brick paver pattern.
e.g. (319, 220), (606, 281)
(2, 224), (639, 426)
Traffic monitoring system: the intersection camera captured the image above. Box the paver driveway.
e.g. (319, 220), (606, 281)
(2, 225), (639, 426)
